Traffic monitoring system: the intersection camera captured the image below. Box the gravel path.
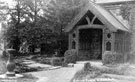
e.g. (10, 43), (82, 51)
(28, 63), (84, 82)
(2, 58), (134, 82)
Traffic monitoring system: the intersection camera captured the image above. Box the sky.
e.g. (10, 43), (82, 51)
(0, 0), (14, 7)
(0, 0), (13, 29)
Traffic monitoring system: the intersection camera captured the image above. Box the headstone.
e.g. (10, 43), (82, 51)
(84, 62), (91, 71)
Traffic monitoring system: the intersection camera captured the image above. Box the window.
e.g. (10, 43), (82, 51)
(72, 41), (76, 49)
(107, 33), (111, 38)
(106, 41), (111, 51)
(104, 28), (113, 51)
(72, 33), (76, 38)
(87, 10), (94, 22)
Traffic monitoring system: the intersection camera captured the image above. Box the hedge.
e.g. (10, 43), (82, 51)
(103, 51), (124, 64)
(64, 49), (78, 64)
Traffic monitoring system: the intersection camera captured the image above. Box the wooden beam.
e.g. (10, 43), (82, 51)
(78, 24), (105, 29)
(85, 16), (91, 24)
(98, 0), (135, 5)
(91, 16), (97, 24)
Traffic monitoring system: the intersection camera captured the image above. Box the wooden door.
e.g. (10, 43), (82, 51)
(90, 29), (102, 59)
(79, 28), (102, 60)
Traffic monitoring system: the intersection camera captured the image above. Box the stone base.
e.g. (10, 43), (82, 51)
(0, 73), (23, 79)
(6, 72), (15, 77)
(68, 63), (74, 67)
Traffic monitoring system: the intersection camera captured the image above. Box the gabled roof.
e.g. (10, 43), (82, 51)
(65, 1), (129, 32)
(96, 0), (134, 4)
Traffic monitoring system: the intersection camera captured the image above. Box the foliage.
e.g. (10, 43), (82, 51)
(15, 63), (39, 73)
(102, 51), (124, 65)
(70, 65), (101, 82)
(70, 63), (126, 82)
(120, 3), (132, 21)
(0, 1), (8, 22)
(120, 3), (135, 21)
(3, 0), (84, 55)
(64, 49), (78, 64)
(51, 58), (64, 66)
(99, 66), (124, 75)
(103, 51), (115, 64)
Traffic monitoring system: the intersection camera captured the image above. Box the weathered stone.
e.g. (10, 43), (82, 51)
(84, 62), (91, 71)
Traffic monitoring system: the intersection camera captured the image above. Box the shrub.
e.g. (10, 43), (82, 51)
(52, 57), (64, 66)
(127, 52), (135, 63)
(1, 50), (8, 61)
(100, 67), (124, 75)
(39, 58), (51, 64)
(102, 51), (115, 64)
(64, 49), (78, 64)
(115, 53), (124, 63)
(70, 64), (101, 82)
(103, 51), (124, 64)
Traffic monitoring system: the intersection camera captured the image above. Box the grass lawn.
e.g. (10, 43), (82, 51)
(70, 63), (130, 82)
(0, 74), (38, 82)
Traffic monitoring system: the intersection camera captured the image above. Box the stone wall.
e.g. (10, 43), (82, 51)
(113, 30), (132, 63)
(114, 30), (131, 53)
(101, 30), (132, 64)
(129, 30), (135, 63)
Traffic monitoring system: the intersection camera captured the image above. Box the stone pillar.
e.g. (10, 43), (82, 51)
(0, 49), (23, 78)
(130, 31), (135, 63)
(129, 7), (135, 63)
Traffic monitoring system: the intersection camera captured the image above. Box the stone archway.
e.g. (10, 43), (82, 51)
(79, 28), (103, 60)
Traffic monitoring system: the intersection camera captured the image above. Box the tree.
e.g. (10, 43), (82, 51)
(40, 0), (85, 55)
(120, 3), (132, 21)
(3, 0), (86, 55)
(5, 0), (27, 50)
(0, 1), (8, 22)
(4, 0), (44, 51)
(120, 3), (135, 29)
(120, 3), (135, 61)
(42, 0), (85, 33)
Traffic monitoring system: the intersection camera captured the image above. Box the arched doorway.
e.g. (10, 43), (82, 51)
(79, 28), (103, 60)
